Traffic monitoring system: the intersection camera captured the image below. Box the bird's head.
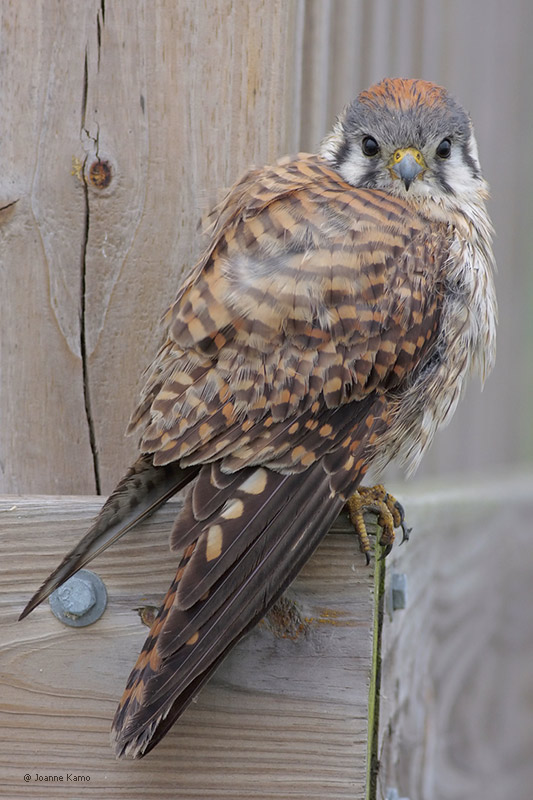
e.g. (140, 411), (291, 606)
(321, 78), (486, 208)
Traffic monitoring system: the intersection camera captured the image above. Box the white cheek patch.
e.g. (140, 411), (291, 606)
(441, 147), (480, 195)
(337, 150), (374, 186)
(320, 122), (345, 163)
(320, 128), (387, 187)
(467, 132), (482, 169)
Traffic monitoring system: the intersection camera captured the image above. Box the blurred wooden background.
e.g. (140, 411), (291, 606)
(1, 2), (532, 799)
(378, 473), (533, 800)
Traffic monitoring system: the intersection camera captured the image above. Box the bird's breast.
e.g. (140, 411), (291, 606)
(367, 205), (497, 476)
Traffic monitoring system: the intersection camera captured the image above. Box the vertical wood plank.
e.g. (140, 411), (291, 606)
(298, 0), (533, 481)
(0, 1), (98, 493)
(0, 0), (303, 495)
(377, 474), (533, 800)
(81, 0), (303, 491)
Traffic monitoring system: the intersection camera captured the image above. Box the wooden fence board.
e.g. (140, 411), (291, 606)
(3, 473), (532, 798)
(72, 0), (305, 493)
(0, 0), (98, 494)
(377, 471), (533, 800)
(0, 496), (374, 799)
(0, 0), (303, 496)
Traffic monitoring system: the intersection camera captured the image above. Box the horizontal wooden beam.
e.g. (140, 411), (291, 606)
(0, 493), (374, 799)
(3, 471), (531, 798)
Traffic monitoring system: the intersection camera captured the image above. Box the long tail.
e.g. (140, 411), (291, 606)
(110, 459), (350, 758)
(19, 455), (199, 620)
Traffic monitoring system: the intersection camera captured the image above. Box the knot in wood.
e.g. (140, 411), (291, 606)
(88, 159), (113, 189)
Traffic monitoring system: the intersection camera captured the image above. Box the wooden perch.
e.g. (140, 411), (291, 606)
(0, 495), (375, 799)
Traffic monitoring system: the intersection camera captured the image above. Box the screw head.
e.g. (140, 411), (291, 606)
(49, 569), (107, 627)
(387, 572), (408, 618)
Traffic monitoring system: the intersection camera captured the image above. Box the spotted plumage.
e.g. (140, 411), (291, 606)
(20, 78), (496, 758)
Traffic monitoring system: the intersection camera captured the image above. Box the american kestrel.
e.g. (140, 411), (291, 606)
(20, 78), (497, 758)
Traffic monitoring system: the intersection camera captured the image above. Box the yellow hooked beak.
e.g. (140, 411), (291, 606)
(389, 147), (426, 190)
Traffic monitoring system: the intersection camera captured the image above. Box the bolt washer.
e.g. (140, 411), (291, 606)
(49, 569), (107, 627)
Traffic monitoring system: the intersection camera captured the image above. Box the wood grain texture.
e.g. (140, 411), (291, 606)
(0, 495), (374, 799)
(82, 0), (304, 492)
(0, 0), (98, 494)
(377, 472), (533, 800)
(0, 0), (303, 495)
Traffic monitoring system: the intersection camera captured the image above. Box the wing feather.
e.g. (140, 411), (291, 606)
(131, 155), (447, 472)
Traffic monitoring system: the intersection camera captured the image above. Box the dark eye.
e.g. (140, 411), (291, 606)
(436, 138), (452, 159)
(362, 135), (380, 157)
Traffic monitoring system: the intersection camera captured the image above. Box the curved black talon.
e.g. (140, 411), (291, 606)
(390, 497), (411, 544)
(347, 486), (410, 565)
(379, 542), (393, 560)
(400, 523), (412, 544)
(391, 498), (405, 521)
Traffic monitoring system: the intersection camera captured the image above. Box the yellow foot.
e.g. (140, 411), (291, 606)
(346, 485), (411, 564)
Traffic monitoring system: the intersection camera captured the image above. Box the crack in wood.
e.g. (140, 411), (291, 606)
(80, 46), (101, 495)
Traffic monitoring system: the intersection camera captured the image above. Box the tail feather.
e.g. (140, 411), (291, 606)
(19, 456), (198, 620)
(162, 467), (326, 653)
(110, 461), (347, 758)
(175, 469), (294, 609)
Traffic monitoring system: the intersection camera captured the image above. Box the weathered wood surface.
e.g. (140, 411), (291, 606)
(0, 0), (96, 494)
(0, 496), (374, 799)
(377, 471), (533, 800)
(0, 0), (303, 495)
(3, 473), (532, 798)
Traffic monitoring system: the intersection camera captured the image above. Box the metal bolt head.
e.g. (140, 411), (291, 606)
(49, 569), (107, 627)
(387, 572), (408, 619)
(391, 572), (408, 611)
(57, 577), (96, 617)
